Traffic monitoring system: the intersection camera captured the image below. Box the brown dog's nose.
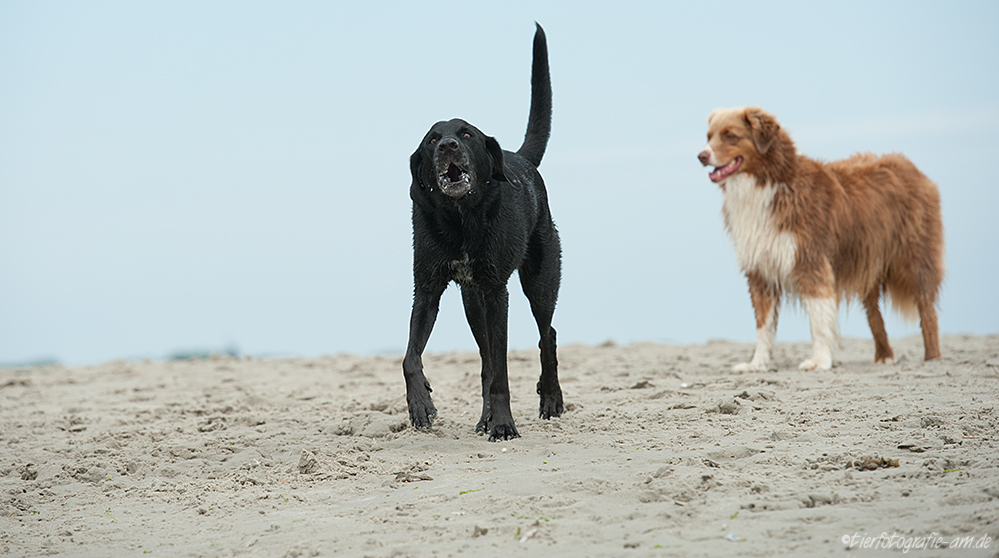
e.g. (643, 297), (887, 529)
(438, 138), (459, 152)
(697, 150), (711, 166)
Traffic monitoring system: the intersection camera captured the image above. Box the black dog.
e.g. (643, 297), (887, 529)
(403, 24), (563, 441)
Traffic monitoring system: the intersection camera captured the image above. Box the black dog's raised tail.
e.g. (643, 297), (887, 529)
(517, 23), (552, 168)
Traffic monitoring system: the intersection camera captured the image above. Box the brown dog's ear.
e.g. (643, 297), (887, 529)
(744, 108), (780, 155)
(485, 136), (508, 182)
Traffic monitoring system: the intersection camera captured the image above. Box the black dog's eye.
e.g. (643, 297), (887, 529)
(462, 132), (471, 139)
(429, 138), (437, 145)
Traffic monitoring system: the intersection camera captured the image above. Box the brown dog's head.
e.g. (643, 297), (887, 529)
(697, 107), (791, 185)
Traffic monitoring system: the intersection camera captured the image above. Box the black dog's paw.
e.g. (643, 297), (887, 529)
(407, 396), (437, 430)
(409, 403), (437, 430)
(539, 394), (563, 420)
(475, 418), (488, 435)
(537, 382), (563, 420)
(488, 422), (520, 442)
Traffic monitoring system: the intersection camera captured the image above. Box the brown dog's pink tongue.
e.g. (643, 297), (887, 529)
(709, 158), (741, 183)
(709, 165), (729, 183)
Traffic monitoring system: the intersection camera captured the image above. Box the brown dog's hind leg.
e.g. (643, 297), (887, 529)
(863, 287), (894, 363)
(918, 294), (941, 361)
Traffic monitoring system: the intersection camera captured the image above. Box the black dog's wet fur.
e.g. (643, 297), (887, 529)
(403, 24), (563, 442)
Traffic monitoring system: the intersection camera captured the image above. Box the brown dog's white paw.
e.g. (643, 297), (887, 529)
(798, 357), (832, 371)
(733, 362), (765, 372)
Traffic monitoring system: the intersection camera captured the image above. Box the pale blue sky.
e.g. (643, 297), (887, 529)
(2, 2), (997, 365)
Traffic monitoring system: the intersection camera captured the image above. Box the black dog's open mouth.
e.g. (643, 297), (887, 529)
(437, 162), (472, 197)
(446, 163), (464, 183)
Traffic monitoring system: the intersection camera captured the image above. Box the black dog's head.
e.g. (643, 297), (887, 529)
(410, 119), (508, 206)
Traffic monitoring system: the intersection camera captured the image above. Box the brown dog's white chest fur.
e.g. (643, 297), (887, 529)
(721, 174), (797, 291)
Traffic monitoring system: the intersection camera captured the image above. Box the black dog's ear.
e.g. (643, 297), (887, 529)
(409, 147), (433, 209)
(485, 136), (508, 182)
(410, 147), (423, 187)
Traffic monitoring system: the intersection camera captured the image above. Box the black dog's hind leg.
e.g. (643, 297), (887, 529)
(460, 286), (493, 435)
(536, 326), (561, 418)
(403, 281), (447, 430)
(520, 228), (563, 420)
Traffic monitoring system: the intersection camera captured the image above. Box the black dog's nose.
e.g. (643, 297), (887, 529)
(697, 150), (711, 166)
(438, 138), (459, 152)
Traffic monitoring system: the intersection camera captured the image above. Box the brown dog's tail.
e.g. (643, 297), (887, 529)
(517, 23), (552, 168)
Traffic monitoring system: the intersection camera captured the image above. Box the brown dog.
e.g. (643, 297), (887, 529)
(698, 107), (944, 370)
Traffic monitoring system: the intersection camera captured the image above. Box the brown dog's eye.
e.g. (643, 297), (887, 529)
(724, 133), (739, 143)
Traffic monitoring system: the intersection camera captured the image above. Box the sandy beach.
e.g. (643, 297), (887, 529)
(2, 334), (997, 557)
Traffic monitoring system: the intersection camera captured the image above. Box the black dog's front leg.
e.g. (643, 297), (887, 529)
(460, 286), (494, 435)
(403, 284), (445, 430)
(482, 286), (519, 441)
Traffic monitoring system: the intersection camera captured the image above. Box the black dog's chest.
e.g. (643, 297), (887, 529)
(449, 253), (475, 286)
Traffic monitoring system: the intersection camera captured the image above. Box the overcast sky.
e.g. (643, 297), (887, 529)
(2, 1), (997, 366)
